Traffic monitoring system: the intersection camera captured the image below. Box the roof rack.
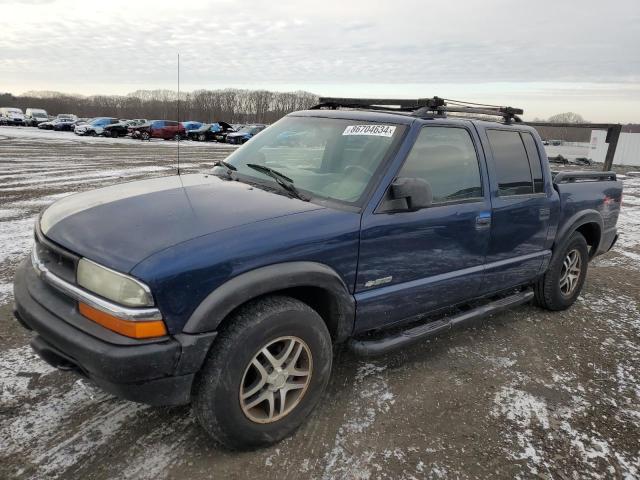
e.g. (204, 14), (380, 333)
(311, 96), (524, 123)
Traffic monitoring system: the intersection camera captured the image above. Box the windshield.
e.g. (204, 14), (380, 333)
(222, 116), (405, 205)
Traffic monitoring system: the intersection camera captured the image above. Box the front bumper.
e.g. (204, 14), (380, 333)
(13, 258), (217, 405)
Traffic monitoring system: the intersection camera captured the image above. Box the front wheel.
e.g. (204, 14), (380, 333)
(173, 133), (181, 141)
(198, 133), (206, 142)
(192, 296), (332, 450)
(534, 231), (589, 310)
(141, 131), (150, 141)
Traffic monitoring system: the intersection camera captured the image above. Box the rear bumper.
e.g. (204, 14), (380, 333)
(596, 228), (618, 256)
(13, 258), (217, 405)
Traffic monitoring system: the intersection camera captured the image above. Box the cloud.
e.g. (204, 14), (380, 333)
(0, 0), (638, 118)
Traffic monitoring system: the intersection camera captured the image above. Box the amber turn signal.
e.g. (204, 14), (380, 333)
(78, 303), (167, 339)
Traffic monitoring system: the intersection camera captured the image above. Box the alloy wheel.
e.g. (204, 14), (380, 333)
(559, 249), (581, 296)
(239, 336), (312, 424)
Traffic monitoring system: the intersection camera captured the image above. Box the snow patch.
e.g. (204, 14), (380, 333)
(322, 362), (395, 479)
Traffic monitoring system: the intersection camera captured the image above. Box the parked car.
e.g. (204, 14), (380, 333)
(103, 119), (147, 138)
(226, 124), (266, 144)
(37, 118), (76, 131)
(56, 114), (78, 122)
(187, 121), (235, 142)
(24, 108), (49, 127)
(74, 117), (120, 136)
(130, 120), (185, 140)
(13, 98), (622, 450)
(181, 121), (203, 138)
(0, 107), (26, 126)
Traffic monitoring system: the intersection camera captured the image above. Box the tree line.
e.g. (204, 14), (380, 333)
(0, 89), (320, 124)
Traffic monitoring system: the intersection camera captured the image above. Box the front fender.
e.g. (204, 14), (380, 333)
(183, 261), (355, 340)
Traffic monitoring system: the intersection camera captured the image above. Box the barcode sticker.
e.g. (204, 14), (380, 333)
(342, 125), (396, 137)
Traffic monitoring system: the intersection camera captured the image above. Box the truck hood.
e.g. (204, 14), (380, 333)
(41, 174), (324, 273)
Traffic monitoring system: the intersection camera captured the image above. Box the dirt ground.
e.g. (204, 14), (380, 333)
(0, 126), (639, 479)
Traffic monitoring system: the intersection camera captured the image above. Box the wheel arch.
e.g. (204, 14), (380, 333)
(554, 210), (603, 258)
(183, 262), (355, 342)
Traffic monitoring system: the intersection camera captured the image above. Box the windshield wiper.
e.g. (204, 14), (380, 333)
(246, 163), (309, 201)
(212, 160), (237, 179)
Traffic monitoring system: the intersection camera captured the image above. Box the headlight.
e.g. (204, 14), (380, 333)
(77, 258), (154, 307)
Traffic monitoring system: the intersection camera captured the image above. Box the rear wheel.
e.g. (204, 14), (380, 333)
(198, 133), (206, 142)
(173, 133), (181, 141)
(192, 296), (332, 450)
(534, 231), (588, 310)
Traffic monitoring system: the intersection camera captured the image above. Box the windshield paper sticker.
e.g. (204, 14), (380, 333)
(342, 125), (396, 137)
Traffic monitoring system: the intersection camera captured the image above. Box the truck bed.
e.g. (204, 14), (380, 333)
(552, 170), (623, 256)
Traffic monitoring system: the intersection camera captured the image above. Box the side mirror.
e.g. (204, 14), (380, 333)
(390, 177), (433, 210)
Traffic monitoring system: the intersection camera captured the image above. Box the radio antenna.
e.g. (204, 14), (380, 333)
(177, 53), (181, 176)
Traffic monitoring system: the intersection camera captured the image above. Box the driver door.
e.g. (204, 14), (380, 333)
(354, 124), (491, 333)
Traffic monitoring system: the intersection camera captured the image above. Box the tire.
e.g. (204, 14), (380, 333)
(141, 131), (150, 141)
(198, 133), (206, 142)
(90, 130), (96, 137)
(534, 231), (589, 311)
(173, 133), (181, 141)
(192, 295), (332, 450)
(110, 130), (119, 138)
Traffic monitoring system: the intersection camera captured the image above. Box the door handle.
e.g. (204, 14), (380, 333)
(476, 213), (492, 229)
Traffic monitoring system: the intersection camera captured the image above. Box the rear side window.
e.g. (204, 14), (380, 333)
(487, 130), (533, 195)
(165, 121), (178, 127)
(521, 132), (544, 193)
(397, 126), (482, 203)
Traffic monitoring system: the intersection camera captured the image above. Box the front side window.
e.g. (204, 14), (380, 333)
(223, 116), (406, 205)
(487, 130), (534, 196)
(396, 126), (482, 204)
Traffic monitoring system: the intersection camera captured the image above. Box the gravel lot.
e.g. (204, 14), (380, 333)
(1, 126), (639, 479)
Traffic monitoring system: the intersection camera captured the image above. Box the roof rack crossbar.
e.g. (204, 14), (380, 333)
(311, 96), (523, 122)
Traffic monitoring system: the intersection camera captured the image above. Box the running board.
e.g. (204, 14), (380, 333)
(349, 290), (534, 357)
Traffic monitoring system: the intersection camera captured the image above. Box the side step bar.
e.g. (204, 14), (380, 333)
(349, 290), (534, 357)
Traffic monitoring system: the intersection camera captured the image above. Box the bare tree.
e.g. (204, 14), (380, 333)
(2, 88), (318, 124)
(547, 112), (587, 124)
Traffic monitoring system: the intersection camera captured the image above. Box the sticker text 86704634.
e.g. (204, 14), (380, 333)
(342, 125), (396, 137)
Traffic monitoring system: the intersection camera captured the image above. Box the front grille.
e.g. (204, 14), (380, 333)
(34, 230), (79, 284)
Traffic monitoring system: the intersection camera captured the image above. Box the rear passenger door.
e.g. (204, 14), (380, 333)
(481, 128), (551, 292)
(355, 124), (491, 333)
(165, 121), (178, 138)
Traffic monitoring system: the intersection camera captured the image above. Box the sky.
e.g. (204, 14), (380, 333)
(1, 0), (639, 122)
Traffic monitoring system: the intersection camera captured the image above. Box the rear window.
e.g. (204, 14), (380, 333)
(521, 132), (544, 193)
(487, 130), (534, 196)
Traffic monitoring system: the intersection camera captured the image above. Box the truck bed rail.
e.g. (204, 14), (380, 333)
(552, 171), (617, 184)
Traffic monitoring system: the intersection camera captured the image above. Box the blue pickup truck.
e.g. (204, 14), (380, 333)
(13, 97), (622, 449)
